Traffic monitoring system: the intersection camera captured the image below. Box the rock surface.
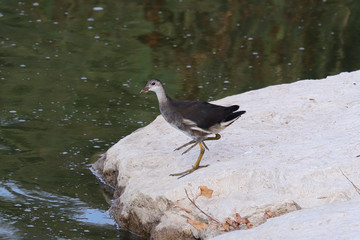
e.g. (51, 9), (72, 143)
(212, 198), (360, 240)
(92, 71), (360, 239)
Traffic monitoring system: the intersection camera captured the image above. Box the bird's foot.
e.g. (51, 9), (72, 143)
(170, 164), (209, 179)
(174, 142), (198, 155)
(174, 140), (196, 151)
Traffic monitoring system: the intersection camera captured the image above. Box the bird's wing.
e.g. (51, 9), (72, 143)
(172, 100), (235, 130)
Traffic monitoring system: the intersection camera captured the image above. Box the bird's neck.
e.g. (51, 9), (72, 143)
(154, 87), (169, 104)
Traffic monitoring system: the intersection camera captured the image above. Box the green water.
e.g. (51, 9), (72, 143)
(1, 0), (359, 239)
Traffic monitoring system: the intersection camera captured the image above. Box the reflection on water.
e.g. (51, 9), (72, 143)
(0, 180), (137, 240)
(0, 114), (140, 240)
(1, 0), (360, 239)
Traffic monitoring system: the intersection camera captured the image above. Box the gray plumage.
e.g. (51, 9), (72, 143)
(140, 78), (246, 178)
(141, 79), (245, 142)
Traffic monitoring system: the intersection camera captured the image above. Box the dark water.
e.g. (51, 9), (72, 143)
(1, 0), (359, 239)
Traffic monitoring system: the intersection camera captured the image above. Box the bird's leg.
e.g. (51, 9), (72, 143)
(170, 143), (208, 179)
(201, 134), (221, 151)
(174, 140), (196, 151)
(204, 133), (221, 141)
(202, 141), (209, 150)
(174, 140), (199, 155)
(170, 134), (221, 178)
(175, 134), (220, 153)
(180, 142), (198, 155)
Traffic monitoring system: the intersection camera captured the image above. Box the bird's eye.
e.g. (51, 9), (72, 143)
(151, 82), (156, 85)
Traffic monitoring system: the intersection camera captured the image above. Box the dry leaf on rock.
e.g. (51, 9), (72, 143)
(175, 205), (192, 214)
(184, 188), (220, 224)
(246, 223), (254, 229)
(220, 222), (230, 232)
(187, 218), (208, 230)
(242, 218), (253, 229)
(265, 209), (274, 219)
(242, 217), (250, 225)
(209, 222), (220, 228)
(233, 213), (242, 224)
(199, 185), (213, 198)
(225, 218), (234, 226)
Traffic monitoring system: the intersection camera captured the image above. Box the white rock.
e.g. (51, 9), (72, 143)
(93, 70), (360, 239)
(212, 198), (360, 240)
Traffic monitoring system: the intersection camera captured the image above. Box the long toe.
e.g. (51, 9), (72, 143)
(174, 140), (196, 151)
(170, 164), (209, 179)
(181, 142), (198, 155)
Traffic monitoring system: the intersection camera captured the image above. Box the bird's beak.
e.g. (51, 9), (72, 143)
(140, 87), (149, 94)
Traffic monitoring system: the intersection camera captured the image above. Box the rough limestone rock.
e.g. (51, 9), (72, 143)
(92, 71), (360, 240)
(212, 198), (360, 240)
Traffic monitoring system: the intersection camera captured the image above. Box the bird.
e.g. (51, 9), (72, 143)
(140, 79), (246, 178)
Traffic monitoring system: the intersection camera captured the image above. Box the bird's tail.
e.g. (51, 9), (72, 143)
(224, 110), (246, 126)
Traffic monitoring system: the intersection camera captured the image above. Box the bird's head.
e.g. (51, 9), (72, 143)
(140, 79), (163, 94)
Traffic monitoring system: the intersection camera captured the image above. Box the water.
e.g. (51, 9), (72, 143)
(1, 0), (360, 239)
